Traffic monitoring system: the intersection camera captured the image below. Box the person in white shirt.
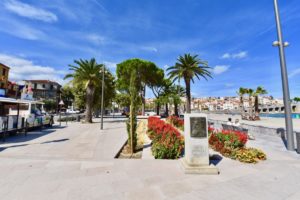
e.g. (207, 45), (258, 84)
(227, 118), (233, 125)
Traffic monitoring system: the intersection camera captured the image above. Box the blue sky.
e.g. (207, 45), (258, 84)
(0, 0), (300, 98)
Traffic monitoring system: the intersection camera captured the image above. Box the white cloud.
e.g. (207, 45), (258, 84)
(225, 83), (234, 87)
(4, 0), (57, 22)
(212, 65), (230, 75)
(221, 51), (248, 59)
(104, 61), (117, 69)
(0, 53), (66, 85)
(140, 46), (158, 52)
(232, 51), (248, 59)
(221, 53), (231, 59)
(163, 65), (170, 70)
(86, 34), (106, 45)
(289, 68), (300, 78)
(0, 17), (46, 40)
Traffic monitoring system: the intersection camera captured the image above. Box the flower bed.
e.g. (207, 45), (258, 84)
(147, 117), (184, 159)
(166, 116), (184, 131)
(209, 127), (266, 163)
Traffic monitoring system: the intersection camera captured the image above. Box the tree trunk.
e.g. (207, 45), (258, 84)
(249, 96), (253, 119)
(85, 85), (95, 123)
(240, 95), (244, 116)
(165, 103), (169, 117)
(185, 78), (191, 113)
(141, 85), (146, 116)
(156, 102), (160, 115)
(255, 96), (259, 113)
(174, 103), (178, 116)
(130, 104), (134, 153)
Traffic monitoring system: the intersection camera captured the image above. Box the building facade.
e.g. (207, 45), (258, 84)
(0, 63), (10, 96)
(24, 80), (61, 101)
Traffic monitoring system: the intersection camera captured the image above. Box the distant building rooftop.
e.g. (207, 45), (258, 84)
(0, 63), (10, 69)
(24, 80), (61, 86)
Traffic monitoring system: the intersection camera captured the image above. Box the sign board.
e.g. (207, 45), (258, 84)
(184, 113), (209, 166)
(21, 93), (33, 100)
(0, 89), (5, 97)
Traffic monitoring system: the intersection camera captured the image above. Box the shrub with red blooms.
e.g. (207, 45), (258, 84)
(147, 117), (184, 159)
(209, 128), (266, 163)
(166, 116), (184, 131)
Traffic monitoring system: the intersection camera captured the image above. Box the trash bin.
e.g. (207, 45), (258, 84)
(76, 115), (81, 122)
(296, 132), (300, 154)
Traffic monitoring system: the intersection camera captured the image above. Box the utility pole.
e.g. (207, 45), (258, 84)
(100, 65), (105, 130)
(273, 0), (294, 150)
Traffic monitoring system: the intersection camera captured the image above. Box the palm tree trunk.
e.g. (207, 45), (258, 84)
(255, 96), (259, 113)
(185, 78), (191, 113)
(174, 102), (178, 116)
(240, 95), (244, 116)
(156, 102), (160, 115)
(165, 103), (169, 117)
(85, 85), (95, 123)
(249, 96), (253, 119)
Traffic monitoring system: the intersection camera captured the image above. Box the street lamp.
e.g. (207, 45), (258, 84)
(100, 65), (105, 130)
(59, 99), (64, 126)
(273, 0), (294, 150)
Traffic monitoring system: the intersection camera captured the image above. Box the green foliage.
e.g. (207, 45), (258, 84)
(64, 58), (103, 123)
(114, 93), (131, 108)
(61, 85), (75, 108)
(127, 69), (140, 152)
(294, 97), (300, 102)
(116, 58), (162, 92)
(72, 83), (86, 110)
(152, 134), (184, 159)
(167, 54), (212, 113)
(43, 99), (57, 112)
(147, 117), (184, 159)
(64, 59), (116, 122)
(209, 131), (267, 164)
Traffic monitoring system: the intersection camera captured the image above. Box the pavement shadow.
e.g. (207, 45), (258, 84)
(41, 138), (69, 144)
(0, 128), (57, 145)
(277, 128), (288, 149)
(210, 154), (223, 166)
(0, 138), (69, 152)
(0, 144), (29, 152)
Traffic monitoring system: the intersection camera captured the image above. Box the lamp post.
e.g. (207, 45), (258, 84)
(100, 65), (105, 130)
(59, 99), (64, 126)
(273, 0), (294, 150)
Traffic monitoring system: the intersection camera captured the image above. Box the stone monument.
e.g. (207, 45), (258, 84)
(180, 113), (219, 174)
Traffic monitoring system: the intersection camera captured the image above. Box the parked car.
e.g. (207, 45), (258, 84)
(145, 111), (156, 116)
(66, 109), (80, 114)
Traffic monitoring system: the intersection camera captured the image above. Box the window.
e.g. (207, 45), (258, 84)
(34, 83), (37, 89)
(42, 84), (45, 88)
(3, 68), (6, 76)
(50, 84), (53, 90)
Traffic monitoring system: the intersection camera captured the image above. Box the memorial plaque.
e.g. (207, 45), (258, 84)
(180, 113), (219, 174)
(190, 117), (207, 138)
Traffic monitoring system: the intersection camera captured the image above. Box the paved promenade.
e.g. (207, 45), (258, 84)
(208, 113), (300, 131)
(0, 118), (300, 200)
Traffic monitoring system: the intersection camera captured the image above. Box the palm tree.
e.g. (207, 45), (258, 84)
(167, 54), (212, 113)
(65, 58), (102, 123)
(294, 97), (300, 103)
(254, 86), (267, 113)
(246, 88), (255, 119)
(237, 87), (247, 116)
